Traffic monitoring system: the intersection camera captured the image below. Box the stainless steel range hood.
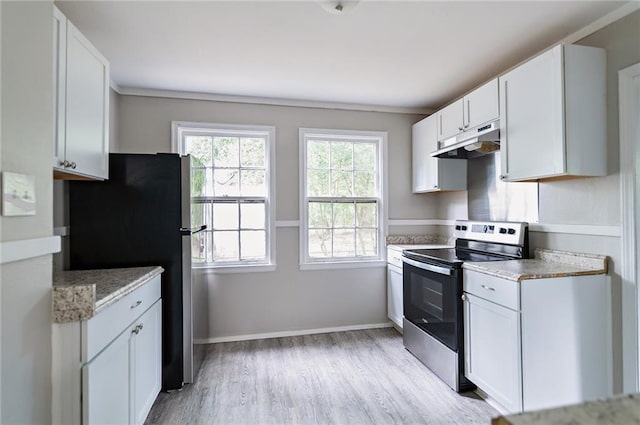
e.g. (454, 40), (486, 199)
(431, 119), (500, 159)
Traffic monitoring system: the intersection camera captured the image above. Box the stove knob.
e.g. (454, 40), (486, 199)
(455, 225), (461, 230)
(461, 225), (467, 231)
(499, 228), (507, 234)
(507, 228), (516, 235)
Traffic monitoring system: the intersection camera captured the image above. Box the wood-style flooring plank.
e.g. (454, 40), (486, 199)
(145, 328), (498, 425)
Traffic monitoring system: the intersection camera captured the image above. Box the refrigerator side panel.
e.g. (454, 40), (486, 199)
(181, 155), (195, 383)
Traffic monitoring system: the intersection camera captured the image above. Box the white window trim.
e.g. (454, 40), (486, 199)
(299, 128), (388, 270)
(172, 121), (276, 271)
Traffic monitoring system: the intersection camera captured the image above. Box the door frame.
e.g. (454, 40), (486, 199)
(619, 62), (640, 393)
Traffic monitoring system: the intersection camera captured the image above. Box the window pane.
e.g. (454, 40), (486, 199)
(332, 171), (353, 196)
(213, 231), (239, 261)
(308, 202), (332, 228)
(331, 142), (353, 170)
(213, 203), (238, 230)
(241, 203), (265, 229)
(354, 143), (376, 171)
(240, 231), (266, 260)
(214, 137), (239, 167)
(307, 169), (330, 196)
(356, 229), (377, 256)
(333, 202), (355, 228)
(191, 167), (208, 197)
(191, 230), (208, 263)
(309, 229), (331, 258)
(213, 169), (239, 196)
(333, 229), (355, 257)
(354, 171), (376, 196)
(240, 170), (266, 196)
(191, 202), (211, 229)
(240, 138), (265, 167)
(307, 140), (329, 169)
(356, 203), (377, 227)
(185, 136), (212, 167)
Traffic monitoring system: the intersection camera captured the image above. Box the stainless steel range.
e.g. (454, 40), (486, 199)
(402, 220), (529, 392)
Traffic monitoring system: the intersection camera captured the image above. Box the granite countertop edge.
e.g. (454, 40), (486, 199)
(52, 266), (164, 324)
(95, 267), (164, 313)
(462, 248), (608, 282)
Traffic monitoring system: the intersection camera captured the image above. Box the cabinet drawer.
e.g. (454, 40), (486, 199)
(83, 275), (161, 362)
(463, 269), (519, 310)
(387, 248), (403, 268)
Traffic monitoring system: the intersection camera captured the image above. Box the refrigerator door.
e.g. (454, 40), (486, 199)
(69, 153), (187, 391)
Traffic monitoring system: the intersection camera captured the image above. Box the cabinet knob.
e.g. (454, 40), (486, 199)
(60, 160), (70, 168)
(433, 185), (438, 189)
(70, 162), (77, 169)
(458, 126), (464, 131)
(461, 294), (467, 301)
(464, 124), (469, 129)
(131, 300), (143, 309)
(499, 175), (505, 180)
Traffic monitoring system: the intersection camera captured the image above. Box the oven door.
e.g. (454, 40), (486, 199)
(402, 256), (461, 352)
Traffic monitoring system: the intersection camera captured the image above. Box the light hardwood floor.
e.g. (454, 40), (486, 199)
(145, 328), (498, 425)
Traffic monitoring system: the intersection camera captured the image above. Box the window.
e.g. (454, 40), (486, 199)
(173, 121), (275, 271)
(300, 128), (387, 269)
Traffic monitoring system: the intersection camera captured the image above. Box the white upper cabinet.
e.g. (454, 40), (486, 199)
(499, 44), (606, 181)
(437, 78), (499, 141)
(54, 7), (109, 180)
(412, 114), (466, 193)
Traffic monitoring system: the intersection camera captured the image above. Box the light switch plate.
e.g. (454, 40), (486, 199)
(2, 171), (36, 216)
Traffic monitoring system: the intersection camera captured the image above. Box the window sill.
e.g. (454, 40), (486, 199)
(193, 264), (277, 274)
(299, 260), (387, 271)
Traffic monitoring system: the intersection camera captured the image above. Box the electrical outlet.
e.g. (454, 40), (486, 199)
(2, 171), (36, 216)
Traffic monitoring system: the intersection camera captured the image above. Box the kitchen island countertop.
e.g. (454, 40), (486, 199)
(52, 266), (163, 323)
(462, 248), (607, 282)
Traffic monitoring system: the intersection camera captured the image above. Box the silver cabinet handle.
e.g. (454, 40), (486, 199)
(458, 126), (464, 131)
(461, 294), (467, 301)
(138, 323), (144, 332)
(463, 124), (469, 129)
(481, 284), (495, 291)
(60, 160), (70, 168)
(131, 323), (144, 335)
(70, 162), (76, 169)
(131, 300), (142, 309)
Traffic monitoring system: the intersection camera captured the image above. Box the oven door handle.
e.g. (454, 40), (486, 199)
(402, 257), (453, 276)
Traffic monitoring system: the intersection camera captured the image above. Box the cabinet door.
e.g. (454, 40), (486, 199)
(438, 99), (464, 141)
(464, 293), (522, 413)
(464, 78), (499, 129)
(53, 7), (67, 170)
(499, 45), (564, 181)
(133, 301), (162, 425)
(387, 265), (403, 328)
(65, 22), (109, 179)
(82, 325), (131, 425)
(412, 115), (439, 192)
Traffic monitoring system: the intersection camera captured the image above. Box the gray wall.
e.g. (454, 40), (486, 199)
(1, 1), (54, 423)
(117, 95), (435, 340)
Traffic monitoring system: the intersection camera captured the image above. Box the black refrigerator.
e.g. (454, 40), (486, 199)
(69, 153), (203, 391)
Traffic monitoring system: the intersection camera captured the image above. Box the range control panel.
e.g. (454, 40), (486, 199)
(453, 220), (528, 245)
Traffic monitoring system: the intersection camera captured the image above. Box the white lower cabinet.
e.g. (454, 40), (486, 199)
(53, 276), (162, 425)
(464, 293), (522, 413)
(387, 264), (403, 329)
(83, 300), (162, 425)
(463, 269), (612, 414)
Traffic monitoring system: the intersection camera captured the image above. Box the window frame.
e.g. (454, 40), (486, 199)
(172, 121), (276, 272)
(299, 128), (388, 270)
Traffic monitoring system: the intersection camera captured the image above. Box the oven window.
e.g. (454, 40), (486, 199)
(403, 263), (459, 351)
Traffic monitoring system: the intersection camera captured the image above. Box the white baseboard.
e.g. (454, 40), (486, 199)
(194, 321), (394, 344)
(474, 388), (510, 416)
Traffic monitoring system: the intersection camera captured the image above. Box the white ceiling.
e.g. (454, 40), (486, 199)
(56, 1), (627, 111)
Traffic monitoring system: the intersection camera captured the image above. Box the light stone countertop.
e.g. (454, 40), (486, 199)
(492, 392), (640, 425)
(52, 266), (163, 323)
(462, 248), (607, 282)
(387, 244), (453, 252)
(386, 234), (454, 246)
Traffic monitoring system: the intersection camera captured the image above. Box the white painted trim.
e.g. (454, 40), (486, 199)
(53, 226), (69, 237)
(0, 236), (61, 264)
(528, 223), (621, 237)
(109, 79), (121, 93)
(619, 62), (640, 393)
(118, 86), (432, 115)
(194, 321), (394, 344)
(275, 220), (300, 228)
(299, 260), (387, 271)
(388, 219), (454, 226)
(561, 2), (640, 46)
(193, 264), (277, 274)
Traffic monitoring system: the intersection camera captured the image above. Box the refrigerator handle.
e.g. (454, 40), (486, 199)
(180, 225), (207, 236)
